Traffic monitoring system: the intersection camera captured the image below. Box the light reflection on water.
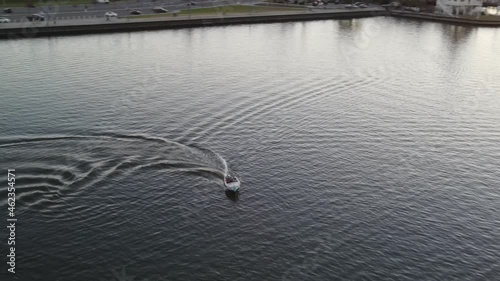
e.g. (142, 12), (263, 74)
(0, 17), (499, 281)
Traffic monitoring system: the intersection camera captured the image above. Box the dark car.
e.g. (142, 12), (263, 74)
(26, 14), (45, 21)
(3, 8), (12, 13)
(130, 10), (142, 15)
(187, 1), (196, 5)
(27, 3), (36, 8)
(152, 7), (168, 13)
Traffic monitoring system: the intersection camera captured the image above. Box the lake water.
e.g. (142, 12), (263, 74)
(1, 17), (500, 281)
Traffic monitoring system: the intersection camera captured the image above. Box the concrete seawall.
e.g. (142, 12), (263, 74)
(389, 10), (500, 27)
(0, 10), (388, 39)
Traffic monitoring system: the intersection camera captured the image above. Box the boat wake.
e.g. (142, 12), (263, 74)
(0, 133), (231, 213)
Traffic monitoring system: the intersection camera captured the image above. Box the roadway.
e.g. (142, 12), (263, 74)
(0, 0), (383, 24)
(0, 6), (385, 30)
(0, 0), (258, 21)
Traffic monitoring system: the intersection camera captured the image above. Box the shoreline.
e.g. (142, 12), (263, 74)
(1, 7), (500, 39)
(0, 9), (386, 39)
(389, 10), (500, 27)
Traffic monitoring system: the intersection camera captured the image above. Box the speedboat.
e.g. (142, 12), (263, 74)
(224, 175), (240, 192)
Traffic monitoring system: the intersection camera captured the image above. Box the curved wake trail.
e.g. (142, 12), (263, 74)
(219, 153), (229, 177)
(189, 143), (229, 177)
(0, 133), (232, 212)
(0, 136), (90, 148)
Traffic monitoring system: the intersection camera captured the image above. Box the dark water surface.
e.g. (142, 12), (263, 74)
(1, 18), (500, 281)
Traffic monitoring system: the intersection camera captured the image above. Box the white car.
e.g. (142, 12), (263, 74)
(152, 7), (169, 13)
(104, 11), (117, 17)
(0, 17), (11, 23)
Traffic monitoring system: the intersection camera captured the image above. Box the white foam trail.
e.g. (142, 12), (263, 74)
(216, 152), (229, 177)
(219, 156), (229, 191)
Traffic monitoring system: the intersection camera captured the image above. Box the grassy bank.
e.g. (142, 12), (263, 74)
(125, 5), (305, 19)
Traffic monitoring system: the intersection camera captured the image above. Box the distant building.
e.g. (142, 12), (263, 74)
(435, 0), (483, 16)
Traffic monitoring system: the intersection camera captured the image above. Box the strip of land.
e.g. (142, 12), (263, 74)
(1, 3), (499, 39)
(124, 4), (306, 18)
(389, 10), (500, 26)
(0, 5), (387, 39)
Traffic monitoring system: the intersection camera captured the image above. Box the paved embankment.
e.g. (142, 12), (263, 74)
(389, 10), (500, 27)
(0, 8), (387, 39)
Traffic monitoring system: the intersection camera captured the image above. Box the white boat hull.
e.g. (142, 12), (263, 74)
(224, 181), (240, 192)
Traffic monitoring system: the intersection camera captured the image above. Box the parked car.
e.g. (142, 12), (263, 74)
(356, 3), (368, 8)
(345, 4), (358, 8)
(334, 0), (340, 4)
(105, 11), (118, 17)
(153, 7), (168, 13)
(186, 1), (196, 5)
(313, 1), (326, 5)
(403, 6), (420, 12)
(95, 0), (110, 3)
(3, 8), (12, 13)
(27, 3), (36, 8)
(26, 14), (45, 21)
(0, 17), (11, 23)
(129, 10), (142, 15)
